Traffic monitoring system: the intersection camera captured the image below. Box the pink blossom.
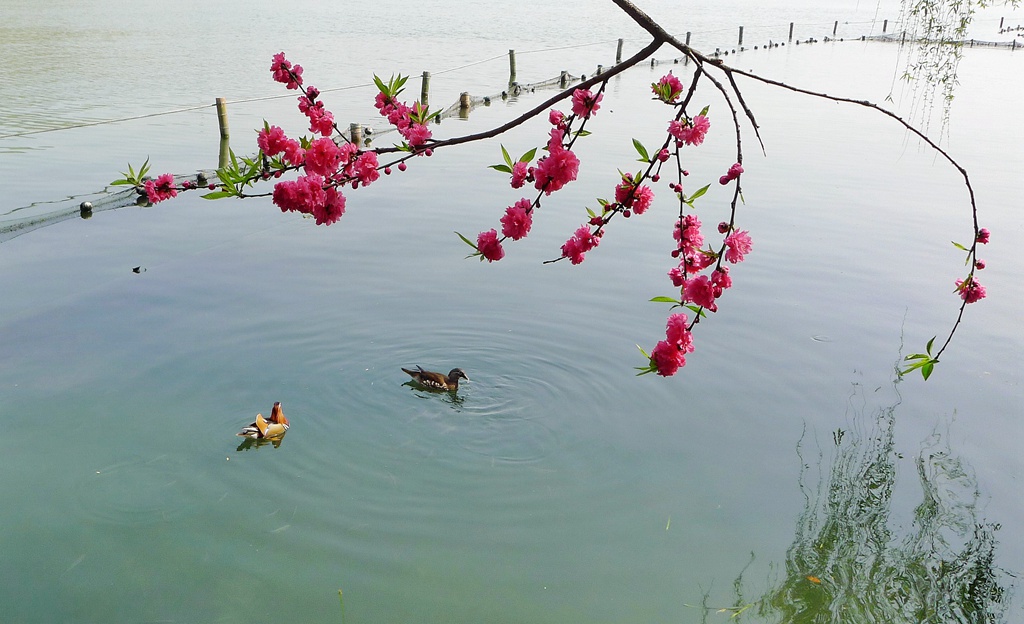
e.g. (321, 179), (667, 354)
(304, 137), (345, 177)
(720, 162), (744, 185)
(313, 186), (346, 225)
(273, 174), (325, 215)
(300, 100), (334, 136)
(560, 225), (599, 265)
(683, 275), (718, 311)
(674, 214), (704, 251)
(632, 185), (655, 214)
(281, 140), (305, 165)
(976, 228), (990, 244)
(351, 151), (380, 186)
(547, 126), (565, 151)
(571, 88), (603, 118)
(271, 52), (303, 89)
(144, 173), (177, 204)
(534, 146), (580, 195)
(668, 265), (686, 287)
(955, 277), (986, 303)
(665, 313), (694, 353)
(712, 266), (732, 290)
(724, 230), (752, 263)
(510, 161), (529, 188)
(975, 259), (986, 270)
(652, 72), (685, 103)
(403, 123), (432, 147)
(670, 114), (710, 146)
(651, 340), (686, 376)
(477, 229), (505, 262)
(682, 249), (716, 274)
(257, 125), (290, 156)
(548, 109), (566, 127)
(500, 199), (533, 240)
(657, 148), (670, 163)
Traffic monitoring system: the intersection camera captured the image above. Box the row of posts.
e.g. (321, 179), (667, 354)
(216, 15), (1024, 158)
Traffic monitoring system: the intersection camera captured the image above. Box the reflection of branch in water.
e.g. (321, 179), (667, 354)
(728, 387), (1012, 623)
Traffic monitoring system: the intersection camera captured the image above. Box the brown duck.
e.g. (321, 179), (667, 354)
(401, 366), (470, 391)
(237, 401), (290, 439)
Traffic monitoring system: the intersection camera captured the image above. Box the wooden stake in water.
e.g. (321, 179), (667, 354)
(215, 97), (229, 140)
(789, 22), (794, 41)
(738, 26), (744, 46)
(349, 123), (362, 146)
(883, 19), (888, 33)
(616, 38), (624, 64)
(420, 71), (430, 107)
(833, 21), (838, 36)
(508, 49), (516, 84)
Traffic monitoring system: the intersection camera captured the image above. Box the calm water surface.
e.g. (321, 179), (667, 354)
(1, 1), (1022, 622)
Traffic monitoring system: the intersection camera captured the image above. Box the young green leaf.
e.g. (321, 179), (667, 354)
(519, 148), (537, 163)
(455, 231), (479, 250)
(650, 296), (681, 304)
(632, 138), (650, 163)
(687, 183), (710, 202)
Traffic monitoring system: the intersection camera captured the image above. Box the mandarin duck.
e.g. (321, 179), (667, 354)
(401, 366), (470, 391)
(237, 401), (290, 439)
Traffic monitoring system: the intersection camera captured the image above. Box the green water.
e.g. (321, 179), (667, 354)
(2, 1), (1023, 622)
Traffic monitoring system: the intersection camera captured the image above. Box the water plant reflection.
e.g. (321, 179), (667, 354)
(702, 387), (1010, 623)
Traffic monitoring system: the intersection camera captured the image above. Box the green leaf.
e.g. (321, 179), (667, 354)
(922, 361), (934, 380)
(489, 164), (513, 174)
(455, 231), (478, 250)
(636, 344), (651, 359)
(687, 183), (710, 202)
(110, 179), (134, 186)
(201, 191), (234, 200)
(925, 336), (936, 355)
(574, 129), (592, 137)
(951, 240), (968, 251)
(650, 296), (681, 304)
(632, 138), (650, 163)
(500, 144), (513, 168)
(699, 104), (710, 117)
(685, 304), (706, 317)
(586, 207), (597, 218)
(519, 148), (537, 163)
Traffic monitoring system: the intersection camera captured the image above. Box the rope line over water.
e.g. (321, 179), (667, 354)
(1, 15), (1016, 141)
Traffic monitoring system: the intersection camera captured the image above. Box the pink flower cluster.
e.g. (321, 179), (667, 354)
(272, 174), (346, 225)
(669, 114), (710, 146)
(144, 173), (178, 204)
(571, 88), (604, 119)
(258, 125), (305, 165)
(271, 52), (303, 90)
(534, 142), (580, 195)
(510, 161), (530, 188)
(561, 224), (601, 264)
(614, 174), (655, 216)
(298, 94), (335, 137)
(955, 276), (986, 303)
(477, 229), (505, 262)
(719, 162), (743, 185)
(500, 198), (533, 240)
(374, 93), (432, 148)
(651, 313), (695, 376)
(652, 72), (685, 103)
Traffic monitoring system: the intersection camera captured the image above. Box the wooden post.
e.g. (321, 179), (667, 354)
(215, 97), (229, 140)
(684, 31), (691, 65)
(560, 70), (569, 87)
(616, 38), (624, 64)
(420, 71), (430, 107)
(508, 50), (516, 84)
(883, 19), (888, 33)
(219, 136), (230, 169)
(459, 92), (471, 120)
(833, 21), (838, 36)
(349, 123), (363, 146)
(788, 22), (794, 41)
(999, 17), (1004, 28)
(738, 26), (744, 46)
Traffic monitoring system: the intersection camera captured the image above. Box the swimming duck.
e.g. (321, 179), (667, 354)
(401, 366), (470, 391)
(237, 401), (290, 439)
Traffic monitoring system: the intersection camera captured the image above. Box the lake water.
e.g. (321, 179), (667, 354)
(2, 1), (1022, 623)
